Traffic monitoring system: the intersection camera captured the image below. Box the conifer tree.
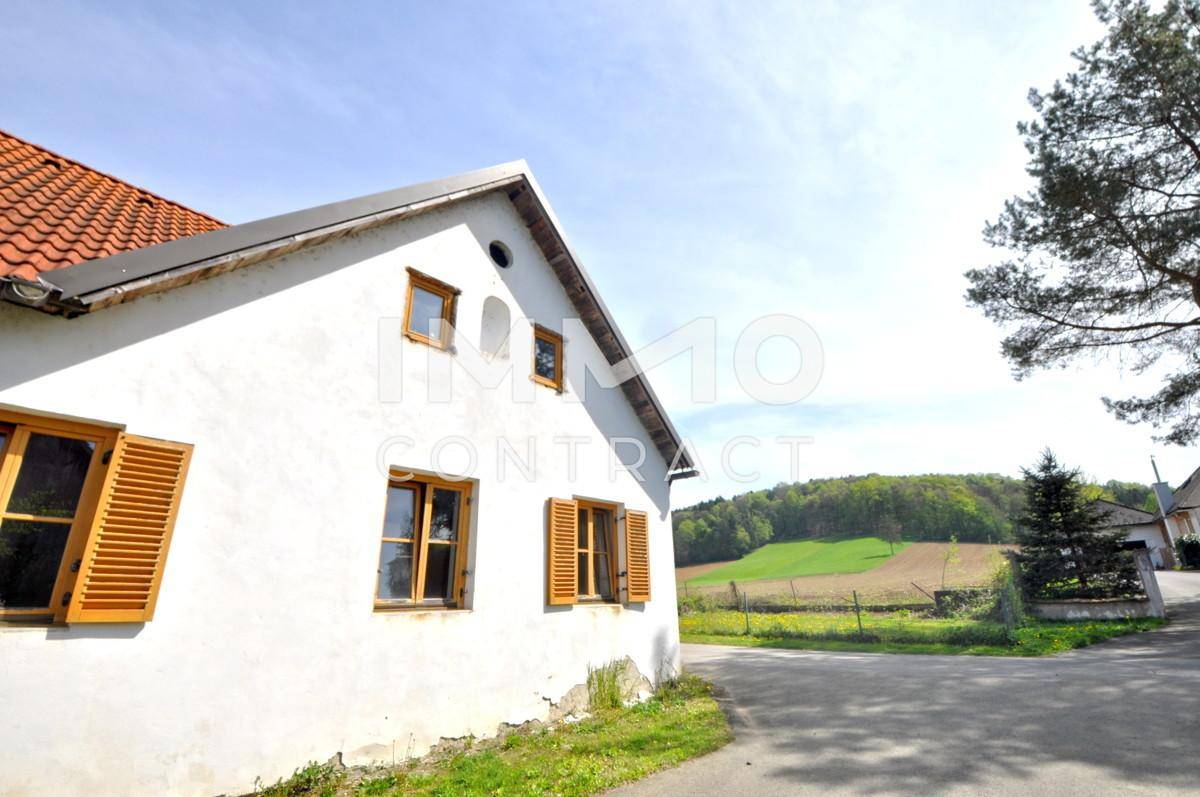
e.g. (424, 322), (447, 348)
(1016, 450), (1140, 599)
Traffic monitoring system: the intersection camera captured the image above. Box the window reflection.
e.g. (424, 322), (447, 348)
(408, 287), (445, 340)
(429, 489), (459, 542)
(8, 434), (95, 518)
(534, 337), (558, 381)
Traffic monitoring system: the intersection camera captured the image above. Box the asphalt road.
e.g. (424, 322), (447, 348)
(612, 571), (1200, 797)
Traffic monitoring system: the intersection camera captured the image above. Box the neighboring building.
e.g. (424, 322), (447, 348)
(1157, 465), (1200, 541)
(1093, 499), (1173, 569)
(0, 130), (694, 796)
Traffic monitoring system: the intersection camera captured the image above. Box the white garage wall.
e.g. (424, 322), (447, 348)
(0, 192), (681, 797)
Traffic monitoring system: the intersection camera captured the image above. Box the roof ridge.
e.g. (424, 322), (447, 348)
(0, 127), (226, 227)
(1093, 497), (1152, 512)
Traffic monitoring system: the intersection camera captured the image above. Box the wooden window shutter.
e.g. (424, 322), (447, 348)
(66, 434), (193, 623)
(547, 497), (578, 606)
(624, 509), (651, 603)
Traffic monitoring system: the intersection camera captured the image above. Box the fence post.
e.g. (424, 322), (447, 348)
(1132, 548), (1166, 618)
(730, 580), (739, 607)
(743, 592), (751, 635)
(790, 579), (798, 604)
(852, 590), (864, 639)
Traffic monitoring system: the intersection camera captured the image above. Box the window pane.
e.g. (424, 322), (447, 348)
(577, 552), (589, 596)
(593, 510), (612, 554)
(382, 485), (418, 539)
(594, 553), (613, 600)
(534, 336), (558, 381)
(408, 286), (445, 340)
(423, 543), (456, 601)
(7, 434), (95, 518)
(0, 520), (70, 609)
(428, 488), (460, 542)
(377, 541), (414, 601)
(577, 508), (588, 549)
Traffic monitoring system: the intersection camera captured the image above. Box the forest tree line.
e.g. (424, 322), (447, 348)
(673, 473), (1155, 566)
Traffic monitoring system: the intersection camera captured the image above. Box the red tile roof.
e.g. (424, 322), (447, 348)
(0, 129), (225, 281)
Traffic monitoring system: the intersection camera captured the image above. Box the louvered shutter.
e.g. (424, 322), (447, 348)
(66, 434), (193, 623)
(624, 509), (651, 603)
(547, 497), (578, 606)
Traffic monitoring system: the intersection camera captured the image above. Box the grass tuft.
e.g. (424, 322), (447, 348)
(255, 761), (342, 797)
(587, 661), (623, 711)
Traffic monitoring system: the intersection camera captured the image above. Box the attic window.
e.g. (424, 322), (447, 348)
(489, 241), (512, 268)
(41, 158), (62, 170)
(135, 196), (153, 206)
(404, 267), (461, 350)
(532, 325), (564, 391)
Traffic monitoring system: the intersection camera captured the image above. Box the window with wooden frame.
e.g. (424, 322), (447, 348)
(0, 408), (192, 624)
(403, 267), (461, 350)
(532, 325), (564, 391)
(546, 498), (651, 606)
(375, 472), (472, 610)
(576, 500), (617, 601)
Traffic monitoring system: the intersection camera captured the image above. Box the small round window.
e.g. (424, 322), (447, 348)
(489, 241), (512, 268)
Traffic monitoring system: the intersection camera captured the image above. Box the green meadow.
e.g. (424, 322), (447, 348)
(684, 537), (906, 586)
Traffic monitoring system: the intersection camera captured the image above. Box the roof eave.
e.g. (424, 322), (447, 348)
(4, 160), (693, 471)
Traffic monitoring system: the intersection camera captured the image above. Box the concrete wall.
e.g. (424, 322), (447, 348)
(0, 193), (681, 797)
(1029, 599), (1155, 621)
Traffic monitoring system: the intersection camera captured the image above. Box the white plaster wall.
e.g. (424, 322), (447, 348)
(1124, 524), (1169, 568)
(0, 192), (682, 797)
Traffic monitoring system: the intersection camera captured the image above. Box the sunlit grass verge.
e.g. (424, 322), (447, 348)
(680, 610), (1164, 656)
(255, 674), (731, 797)
(355, 673), (729, 797)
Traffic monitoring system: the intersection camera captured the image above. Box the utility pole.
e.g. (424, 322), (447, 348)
(1150, 455), (1179, 565)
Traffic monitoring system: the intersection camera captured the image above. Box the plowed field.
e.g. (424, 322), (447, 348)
(677, 542), (1013, 605)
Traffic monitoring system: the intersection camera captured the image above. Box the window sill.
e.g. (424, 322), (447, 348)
(530, 375), (564, 393)
(0, 618), (63, 631)
(573, 600), (622, 609)
(402, 331), (456, 354)
(373, 603), (470, 616)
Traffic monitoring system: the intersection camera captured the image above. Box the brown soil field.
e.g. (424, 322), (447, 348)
(676, 542), (1015, 605)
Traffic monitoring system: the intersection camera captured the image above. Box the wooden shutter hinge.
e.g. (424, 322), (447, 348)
(61, 591), (72, 607)
(102, 449), (114, 465)
(70, 559), (81, 573)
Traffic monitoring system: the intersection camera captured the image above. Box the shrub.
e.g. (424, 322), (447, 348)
(677, 593), (725, 614)
(1176, 533), (1200, 569)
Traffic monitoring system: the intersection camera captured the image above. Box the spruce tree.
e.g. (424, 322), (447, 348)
(1016, 450), (1141, 599)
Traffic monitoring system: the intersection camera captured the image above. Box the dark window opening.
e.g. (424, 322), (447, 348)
(489, 241), (512, 268)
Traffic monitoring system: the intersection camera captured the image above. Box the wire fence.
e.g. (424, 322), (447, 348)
(677, 577), (951, 614)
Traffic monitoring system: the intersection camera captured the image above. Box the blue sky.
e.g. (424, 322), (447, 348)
(6, 1), (1196, 504)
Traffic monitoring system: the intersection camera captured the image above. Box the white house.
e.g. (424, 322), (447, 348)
(0, 130), (695, 796)
(1093, 499), (1172, 569)
(1154, 466), (1200, 549)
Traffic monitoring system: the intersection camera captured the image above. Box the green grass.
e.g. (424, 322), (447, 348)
(679, 610), (1165, 656)
(684, 537), (907, 586)
(273, 674), (730, 797)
